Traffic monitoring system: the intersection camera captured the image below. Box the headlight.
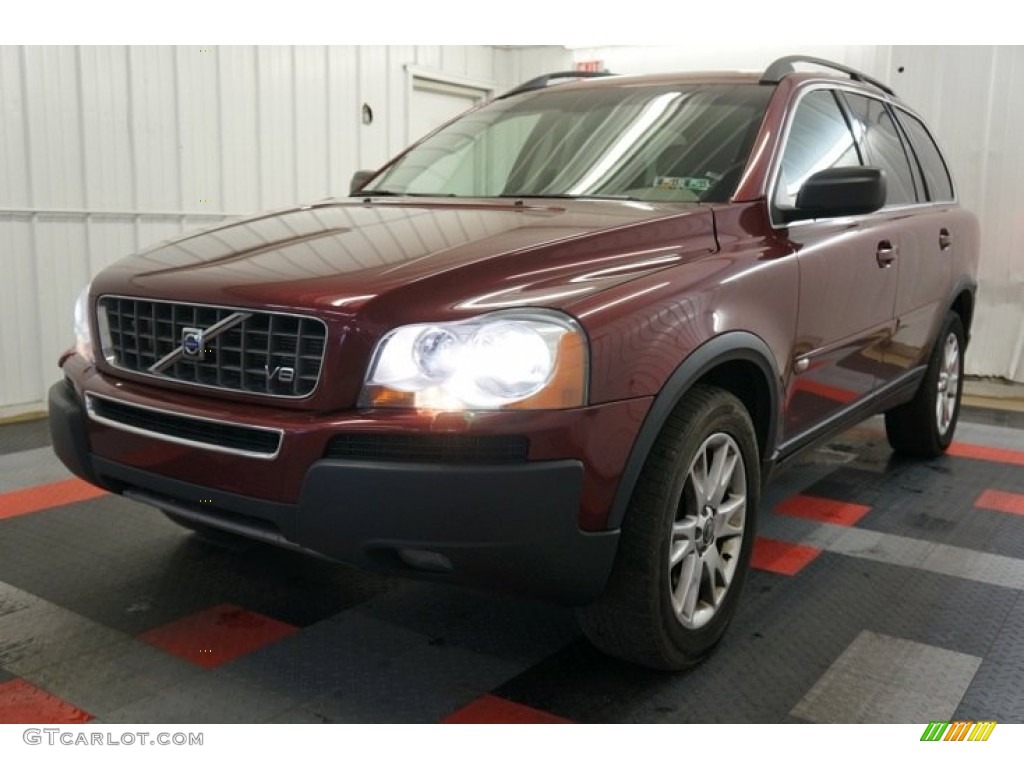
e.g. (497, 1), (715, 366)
(73, 284), (93, 360)
(361, 311), (588, 410)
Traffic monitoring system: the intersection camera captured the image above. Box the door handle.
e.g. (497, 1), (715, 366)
(939, 228), (952, 250)
(876, 241), (897, 268)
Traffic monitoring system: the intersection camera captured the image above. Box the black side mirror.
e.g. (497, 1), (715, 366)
(350, 170), (377, 196)
(781, 166), (886, 223)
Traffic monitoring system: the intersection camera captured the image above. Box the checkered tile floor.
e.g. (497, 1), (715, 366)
(1, 410), (1023, 723)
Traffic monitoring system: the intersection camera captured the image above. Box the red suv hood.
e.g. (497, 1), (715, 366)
(92, 198), (717, 323)
(91, 198), (719, 410)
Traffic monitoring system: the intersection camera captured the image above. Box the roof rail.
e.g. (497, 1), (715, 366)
(760, 55), (895, 96)
(498, 70), (617, 99)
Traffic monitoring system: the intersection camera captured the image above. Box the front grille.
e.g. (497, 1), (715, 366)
(324, 434), (530, 464)
(86, 394), (282, 458)
(98, 296), (327, 398)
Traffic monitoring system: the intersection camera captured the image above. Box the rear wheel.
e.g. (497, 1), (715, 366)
(578, 385), (759, 670)
(885, 312), (965, 458)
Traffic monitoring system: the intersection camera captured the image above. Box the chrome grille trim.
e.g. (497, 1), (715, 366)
(85, 393), (283, 460)
(97, 295), (328, 399)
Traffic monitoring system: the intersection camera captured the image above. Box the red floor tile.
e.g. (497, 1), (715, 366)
(949, 441), (1024, 468)
(975, 489), (1024, 516)
(751, 537), (822, 576)
(442, 694), (572, 724)
(0, 679), (93, 724)
(775, 494), (871, 526)
(138, 603), (299, 669)
(0, 478), (106, 520)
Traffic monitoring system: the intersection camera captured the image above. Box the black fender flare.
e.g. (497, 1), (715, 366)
(946, 277), (977, 341)
(606, 331), (782, 530)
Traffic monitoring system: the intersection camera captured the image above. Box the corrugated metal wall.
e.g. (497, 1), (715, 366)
(0, 45), (563, 414)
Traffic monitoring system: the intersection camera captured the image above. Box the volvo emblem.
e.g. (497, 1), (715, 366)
(182, 328), (205, 359)
(149, 311), (251, 375)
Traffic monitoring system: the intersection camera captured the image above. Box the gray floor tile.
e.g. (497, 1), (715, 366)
(791, 631), (981, 723)
(0, 447), (71, 492)
(103, 672), (304, 724)
(16, 636), (204, 717)
(0, 582), (127, 674)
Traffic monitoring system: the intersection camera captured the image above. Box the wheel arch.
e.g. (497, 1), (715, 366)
(606, 332), (781, 529)
(949, 280), (976, 341)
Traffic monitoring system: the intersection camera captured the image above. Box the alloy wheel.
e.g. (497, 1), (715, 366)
(668, 432), (747, 629)
(935, 332), (960, 435)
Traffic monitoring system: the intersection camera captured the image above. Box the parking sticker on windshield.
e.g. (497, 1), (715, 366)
(654, 176), (711, 192)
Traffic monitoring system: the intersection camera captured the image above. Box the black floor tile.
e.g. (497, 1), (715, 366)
(0, 496), (392, 634)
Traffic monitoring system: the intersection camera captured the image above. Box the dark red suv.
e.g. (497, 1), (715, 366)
(50, 56), (978, 669)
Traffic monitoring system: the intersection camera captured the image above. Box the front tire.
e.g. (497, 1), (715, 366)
(885, 312), (965, 458)
(578, 385), (760, 670)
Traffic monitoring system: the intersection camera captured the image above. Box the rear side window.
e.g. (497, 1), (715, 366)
(840, 93), (918, 206)
(774, 90), (861, 211)
(897, 109), (955, 202)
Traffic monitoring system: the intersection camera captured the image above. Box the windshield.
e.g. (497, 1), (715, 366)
(365, 83), (771, 203)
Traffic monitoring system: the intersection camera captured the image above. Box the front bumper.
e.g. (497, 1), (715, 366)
(49, 380), (620, 604)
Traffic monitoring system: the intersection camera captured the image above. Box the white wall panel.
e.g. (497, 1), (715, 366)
(0, 45), (507, 412)
(0, 48), (31, 207)
(177, 46), (221, 214)
(23, 47), (86, 209)
(0, 219), (40, 408)
(128, 46), (181, 211)
(386, 46), (415, 156)
(325, 46), (359, 196)
(357, 46), (389, 171)
(85, 217), (137, 273)
(79, 47), (134, 213)
(294, 46), (330, 202)
(218, 46), (260, 213)
(257, 46), (298, 208)
(495, 46), (571, 88)
(415, 46), (442, 71)
(33, 217), (91, 392)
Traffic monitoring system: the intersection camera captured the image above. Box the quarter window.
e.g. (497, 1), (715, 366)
(897, 109), (955, 202)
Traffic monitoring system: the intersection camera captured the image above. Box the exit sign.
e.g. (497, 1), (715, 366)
(574, 60), (605, 73)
